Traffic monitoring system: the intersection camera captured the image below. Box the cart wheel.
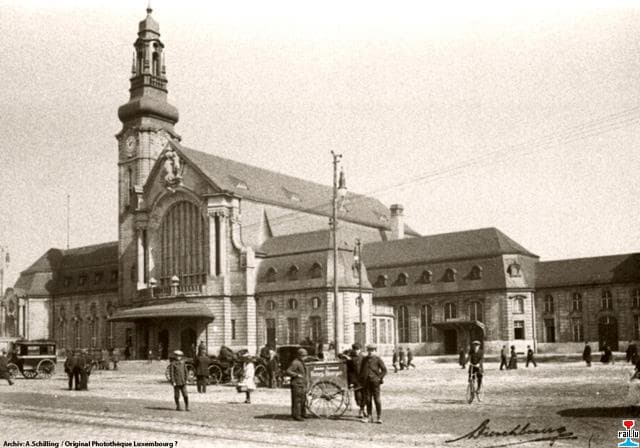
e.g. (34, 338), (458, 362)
(164, 365), (171, 382)
(7, 363), (19, 380)
(37, 359), (56, 379)
(22, 369), (38, 379)
(208, 364), (223, 385)
(306, 379), (349, 418)
(255, 364), (268, 387)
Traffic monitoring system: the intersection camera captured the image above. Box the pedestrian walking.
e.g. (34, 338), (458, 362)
(398, 347), (406, 370)
(360, 344), (386, 424)
(124, 344), (131, 361)
(64, 349), (78, 390)
(499, 345), (508, 370)
(112, 347), (120, 370)
(526, 345), (537, 367)
(392, 348), (399, 373)
(458, 347), (467, 369)
(147, 347), (153, 363)
(601, 344), (615, 364)
(169, 350), (189, 411)
(157, 343), (164, 361)
(0, 349), (15, 386)
(238, 354), (256, 404)
(194, 348), (209, 393)
(627, 341), (637, 363)
(406, 348), (416, 369)
(286, 348), (308, 421)
(508, 345), (518, 370)
(268, 346), (279, 388)
(100, 348), (109, 370)
(78, 349), (91, 390)
(583, 342), (592, 367)
(348, 343), (367, 418)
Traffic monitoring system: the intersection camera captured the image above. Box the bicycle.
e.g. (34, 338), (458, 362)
(466, 365), (482, 404)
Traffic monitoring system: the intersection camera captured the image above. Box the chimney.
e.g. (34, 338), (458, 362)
(390, 204), (404, 240)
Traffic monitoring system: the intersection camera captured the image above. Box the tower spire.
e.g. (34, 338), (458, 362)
(147, 0), (152, 15)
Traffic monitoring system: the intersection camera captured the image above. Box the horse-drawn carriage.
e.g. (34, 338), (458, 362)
(7, 340), (57, 380)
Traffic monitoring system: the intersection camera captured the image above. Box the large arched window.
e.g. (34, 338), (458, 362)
(444, 302), (457, 320)
(397, 305), (410, 343)
(420, 304), (432, 342)
(160, 201), (208, 287)
(469, 301), (483, 322)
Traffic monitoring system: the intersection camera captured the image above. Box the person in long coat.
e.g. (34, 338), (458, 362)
(0, 349), (14, 386)
(194, 348), (210, 393)
(169, 350), (189, 411)
(583, 342), (592, 367)
(360, 344), (387, 424)
(286, 348), (308, 421)
(78, 349), (91, 390)
(349, 343), (367, 418)
(508, 345), (518, 370)
(64, 349), (78, 390)
(499, 345), (508, 370)
(458, 347), (467, 369)
(406, 348), (416, 369)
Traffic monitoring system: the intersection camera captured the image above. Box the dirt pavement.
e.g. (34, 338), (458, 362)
(0, 356), (636, 447)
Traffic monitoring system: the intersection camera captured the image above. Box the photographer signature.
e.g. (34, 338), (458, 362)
(445, 419), (577, 447)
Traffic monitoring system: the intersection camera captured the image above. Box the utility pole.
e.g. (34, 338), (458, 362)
(331, 151), (347, 357)
(355, 238), (364, 347)
(66, 194), (70, 249)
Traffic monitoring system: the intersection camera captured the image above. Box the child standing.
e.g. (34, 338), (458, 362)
(240, 354), (256, 404)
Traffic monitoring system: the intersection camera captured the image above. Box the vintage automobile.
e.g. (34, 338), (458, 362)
(7, 340), (57, 379)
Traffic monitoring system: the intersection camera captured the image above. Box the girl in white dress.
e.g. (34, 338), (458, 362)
(240, 355), (257, 404)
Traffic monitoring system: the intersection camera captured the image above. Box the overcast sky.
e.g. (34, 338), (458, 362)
(1, 0), (640, 287)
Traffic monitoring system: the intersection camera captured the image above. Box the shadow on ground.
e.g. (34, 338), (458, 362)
(558, 406), (640, 418)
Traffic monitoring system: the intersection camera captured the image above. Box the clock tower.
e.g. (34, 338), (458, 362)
(116, 6), (180, 304)
(116, 4), (179, 215)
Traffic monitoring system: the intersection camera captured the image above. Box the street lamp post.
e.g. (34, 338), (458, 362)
(355, 238), (364, 347)
(331, 151), (347, 357)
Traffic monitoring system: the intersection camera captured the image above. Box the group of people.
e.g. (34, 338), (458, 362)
(63, 349), (93, 390)
(391, 347), (416, 372)
(581, 341), (625, 367)
(343, 343), (387, 424)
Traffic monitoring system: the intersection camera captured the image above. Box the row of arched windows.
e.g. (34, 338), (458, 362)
(542, 289), (640, 314)
(374, 265), (484, 288)
(264, 263), (323, 283)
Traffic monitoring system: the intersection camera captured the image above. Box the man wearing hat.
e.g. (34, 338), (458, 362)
(360, 344), (387, 424)
(169, 350), (190, 411)
(286, 348), (308, 421)
(468, 341), (484, 392)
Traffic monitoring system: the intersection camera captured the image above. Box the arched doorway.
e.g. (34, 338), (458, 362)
(158, 329), (169, 360)
(180, 328), (197, 358)
(598, 316), (618, 351)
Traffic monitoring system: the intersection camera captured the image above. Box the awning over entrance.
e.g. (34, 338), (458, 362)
(107, 301), (214, 322)
(432, 320), (485, 335)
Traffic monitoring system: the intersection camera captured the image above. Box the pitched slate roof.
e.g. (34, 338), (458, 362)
(363, 227), (538, 268)
(174, 142), (419, 235)
(536, 253), (640, 288)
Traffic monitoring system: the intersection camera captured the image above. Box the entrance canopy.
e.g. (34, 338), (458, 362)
(108, 301), (214, 322)
(432, 320), (485, 336)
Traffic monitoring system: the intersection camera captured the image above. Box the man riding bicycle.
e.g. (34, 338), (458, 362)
(468, 340), (484, 392)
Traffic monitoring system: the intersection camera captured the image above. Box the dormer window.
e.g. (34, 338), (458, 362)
(395, 272), (409, 286)
(310, 263), (322, 279)
(444, 268), (456, 282)
(282, 187), (301, 202)
(287, 265), (299, 281)
(265, 267), (277, 283)
(507, 262), (522, 278)
(374, 275), (388, 288)
(287, 299), (298, 310)
(265, 300), (276, 311)
(417, 270), (432, 284)
(470, 265), (483, 280)
(228, 175), (248, 190)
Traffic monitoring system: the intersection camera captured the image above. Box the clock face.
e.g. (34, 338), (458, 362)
(126, 136), (136, 150)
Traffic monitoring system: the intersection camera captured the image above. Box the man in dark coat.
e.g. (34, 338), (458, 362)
(499, 345), (508, 370)
(360, 344), (387, 424)
(458, 347), (467, 369)
(169, 350), (189, 411)
(286, 348), (308, 421)
(627, 341), (637, 363)
(0, 349), (14, 386)
(194, 348), (209, 393)
(392, 349), (399, 373)
(349, 343), (367, 418)
(582, 342), (592, 367)
(398, 347), (406, 370)
(64, 349), (78, 390)
(78, 349), (91, 390)
(406, 348), (416, 369)
(525, 345), (537, 367)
